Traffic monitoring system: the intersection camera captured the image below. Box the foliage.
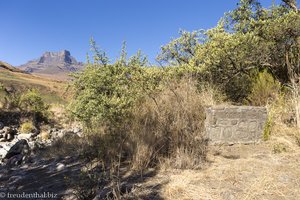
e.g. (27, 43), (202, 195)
(0, 84), (21, 110)
(19, 89), (50, 124)
(263, 116), (272, 141)
(40, 131), (50, 140)
(225, 0), (264, 33)
(154, 1), (300, 103)
(69, 41), (157, 127)
(66, 0), (300, 175)
(191, 24), (263, 101)
(19, 89), (49, 114)
(157, 30), (202, 66)
(247, 70), (282, 106)
(273, 143), (288, 153)
(20, 121), (35, 134)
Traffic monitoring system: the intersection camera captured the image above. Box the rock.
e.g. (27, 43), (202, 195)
(0, 148), (7, 159)
(6, 133), (13, 141)
(27, 141), (36, 150)
(4, 139), (30, 160)
(57, 130), (65, 138)
(0, 122), (4, 130)
(2, 127), (17, 141)
(73, 127), (83, 137)
(6, 154), (23, 166)
(17, 134), (32, 140)
(56, 163), (65, 171)
(2, 127), (11, 134)
(73, 127), (82, 134)
(49, 128), (59, 134)
(54, 129), (74, 138)
(31, 128), (40, 137)
(18, 50), (84, 77)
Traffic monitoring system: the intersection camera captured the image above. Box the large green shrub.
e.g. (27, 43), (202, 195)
(69, 40), (165, 128)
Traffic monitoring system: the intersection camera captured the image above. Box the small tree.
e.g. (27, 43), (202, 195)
(69, 40), (149, 128)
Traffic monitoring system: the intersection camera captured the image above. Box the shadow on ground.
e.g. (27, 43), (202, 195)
(0, 156), (167, 200)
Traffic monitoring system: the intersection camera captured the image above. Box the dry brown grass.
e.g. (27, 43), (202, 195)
(128, 78), (220, 171)
(155, 142), (300, 200)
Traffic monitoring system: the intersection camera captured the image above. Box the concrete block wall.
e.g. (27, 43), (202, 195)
(205, 106), (268, 144)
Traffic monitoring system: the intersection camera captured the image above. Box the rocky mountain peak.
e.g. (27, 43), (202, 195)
(18, 50), (84, 79)
(38, 50), (75, 65)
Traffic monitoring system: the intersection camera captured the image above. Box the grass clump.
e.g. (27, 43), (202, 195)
(273, 143), (287, 154)
(129, 79), (209, 170)
(20, 121), (35, 134)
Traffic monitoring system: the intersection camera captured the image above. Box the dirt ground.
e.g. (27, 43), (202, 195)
(0, 134), (299, 200)
(129, 135), (300, 200)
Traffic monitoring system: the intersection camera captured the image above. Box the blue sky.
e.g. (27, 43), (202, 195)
(0, 0), (285, 66)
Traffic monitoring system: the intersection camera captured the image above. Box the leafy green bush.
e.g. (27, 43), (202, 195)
(19, 89), (50, 122)
(69, 41), (157, 129)
(19, 89), (49, 113)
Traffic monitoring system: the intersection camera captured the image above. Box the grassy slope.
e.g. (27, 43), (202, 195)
(0, 68), (68, 104)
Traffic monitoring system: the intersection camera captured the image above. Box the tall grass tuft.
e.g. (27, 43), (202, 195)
(128, 78), (210, 170)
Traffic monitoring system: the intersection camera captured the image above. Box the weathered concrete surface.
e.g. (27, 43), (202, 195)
(205, 106), (268, 144)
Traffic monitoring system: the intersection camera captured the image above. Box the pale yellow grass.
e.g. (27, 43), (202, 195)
(154, 137), (300, 200)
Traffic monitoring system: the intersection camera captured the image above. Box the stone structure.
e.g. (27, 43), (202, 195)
(205, 106), (268, 144)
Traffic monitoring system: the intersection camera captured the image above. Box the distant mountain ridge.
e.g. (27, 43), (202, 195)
(18, 50), (84, 79)
(0, 61), (25, 73)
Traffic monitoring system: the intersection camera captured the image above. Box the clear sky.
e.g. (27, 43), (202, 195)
(0, 0), (285, 66)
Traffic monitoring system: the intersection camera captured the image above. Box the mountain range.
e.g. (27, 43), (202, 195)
(18, 50), (84, 80)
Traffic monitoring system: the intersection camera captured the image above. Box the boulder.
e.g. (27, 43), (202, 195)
(0, 147), (8, 159)
(6, 154), (23, 166)
(6, 133), (13, 141)
(17, 134), (32, 140)
(56, 163), (66, 171)
(0, 141), (18, 160)
(4, 139), (30, 160)
(2, 127), (17, 141)
(2, 126), (12, 134)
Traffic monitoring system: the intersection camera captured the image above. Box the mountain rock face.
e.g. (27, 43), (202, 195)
(19, 50), (84, 79)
